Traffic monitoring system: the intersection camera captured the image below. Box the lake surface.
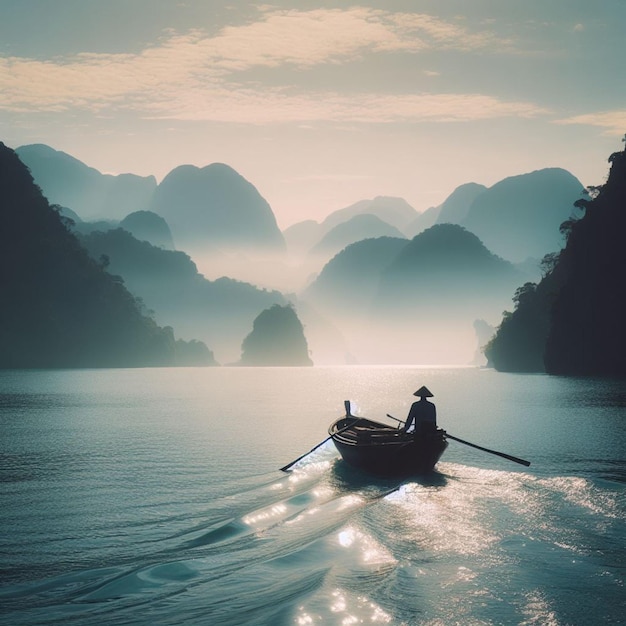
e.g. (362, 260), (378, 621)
(0, 366), (624, 625)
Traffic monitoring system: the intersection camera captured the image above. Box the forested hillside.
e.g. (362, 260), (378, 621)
(0, 142), (209, 368)
(485, 142), (626, 376)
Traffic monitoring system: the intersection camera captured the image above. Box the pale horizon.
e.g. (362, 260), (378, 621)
(1, 1), (625, 229)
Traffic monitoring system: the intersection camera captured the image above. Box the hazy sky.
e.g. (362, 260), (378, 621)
(1, 0), (625, 228)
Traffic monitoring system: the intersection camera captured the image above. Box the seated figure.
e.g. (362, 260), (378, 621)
(404, 386), (436, 435)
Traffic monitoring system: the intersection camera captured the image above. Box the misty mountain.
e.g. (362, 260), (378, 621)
(403, 183), (486, 238)
(119, 210), (175, 250)
(283, 219), (323, 256)
(435, 182), (487, 225)
(376, 223), (521, 318)
(64, 209), (175, 250)
(149, 163), (285, 254)
(15, 144), (156, 220)
(486, 144), (626, 376)
(304, 236), (408, 313)
(71, 219), (119, 236)
(77, 228), (287, 364)
(403, 205), (441, 238)
(284, 197), (415, 260)
(366, 224), (521, 364)
(321, 196), (418, 232)
(239, 304), (313, 366)
(0, 141), (194, 368)
(298, 225), (520, 364)
(308, 213), (406, 263)
(462, 168), (585, 263)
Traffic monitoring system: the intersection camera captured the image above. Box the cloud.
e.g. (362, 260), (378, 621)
(0, 7), (522, 123)
(555, 111), (626, 135)
(206, 7), (427, 68)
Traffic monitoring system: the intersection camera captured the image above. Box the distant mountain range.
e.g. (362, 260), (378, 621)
(284, 197), (415, 259)
(66, 209), (176, 251)
(308, 213), (406, 263)
(77, 228), (287, 364)
(303, 224), (523, 364)
(375, 223), (521, 319)
(16, 144), (155, 220)
(286, 167), (584, 275)
(7, 140), (593, 366)
(148, 163), (285, 254)
(321, 196), (418, 231)
(436, 182), (488, 226)
(0, 141), (212, 368)
(485, 144), (626, 376)
(462, 168), (585, 263)
(16, 144), (285, 257)
(16, 142), (585, 290)
(304, 236), (408, 313)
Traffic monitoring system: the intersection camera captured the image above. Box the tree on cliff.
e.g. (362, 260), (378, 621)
(239, 305), (313, 366)
(485, 138), (626, 376)
(544, 142), (626, 375)
(0, 141), (203, 368)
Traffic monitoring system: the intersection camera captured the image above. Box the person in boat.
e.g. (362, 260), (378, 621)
(403, 386), (437, 435)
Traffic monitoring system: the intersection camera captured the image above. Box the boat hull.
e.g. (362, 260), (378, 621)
(329, 417), (447, 477)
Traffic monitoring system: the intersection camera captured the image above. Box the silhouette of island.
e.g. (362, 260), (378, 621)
(238, 304), (313, 366)
(0, 142), (212, 368)
(485, 139), (626, 376)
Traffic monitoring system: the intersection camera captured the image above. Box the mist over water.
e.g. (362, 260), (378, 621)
(186, 241), (512, 366)
(1, 367), (624, 625)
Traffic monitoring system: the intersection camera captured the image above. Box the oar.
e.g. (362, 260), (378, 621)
(386, 413), (530, 467)
(279, 400), (362, 472)
(443, 432), (530, 467)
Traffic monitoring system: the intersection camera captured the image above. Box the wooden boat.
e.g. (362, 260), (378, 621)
(328, 414), (448, 477)
(281, 400), (528, 474)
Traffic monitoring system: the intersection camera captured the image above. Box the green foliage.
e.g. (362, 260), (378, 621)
(486, 142), (626, 376)
(545, 148), (626, 375)
(0, 142), (177, 368)
(484, 276), (556, 372)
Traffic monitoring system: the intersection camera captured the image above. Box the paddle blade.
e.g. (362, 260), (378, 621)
(445, 432), (530, 467)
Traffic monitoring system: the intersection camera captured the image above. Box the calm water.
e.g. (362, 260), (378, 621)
(0, 366), (624, 625)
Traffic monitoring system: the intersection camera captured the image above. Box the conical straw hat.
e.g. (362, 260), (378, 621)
(413, 386), (433, 397)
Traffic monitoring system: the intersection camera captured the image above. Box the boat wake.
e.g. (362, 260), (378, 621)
(1, 447), (623, 626)
(0, 447), (408, 625)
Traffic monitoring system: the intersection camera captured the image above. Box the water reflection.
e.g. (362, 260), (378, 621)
(328, 458), (449, 496)
(1, 367), (624, 626)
